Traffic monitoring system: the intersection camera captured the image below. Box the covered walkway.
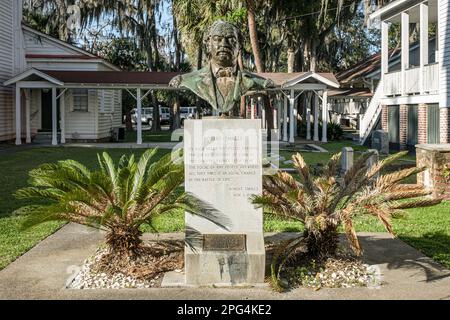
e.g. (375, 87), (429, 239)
(4, 68), (352, 146)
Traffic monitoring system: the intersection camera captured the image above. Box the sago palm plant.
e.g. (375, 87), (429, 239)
(252, 150), (442, 288)
(15, 148), (191, 262)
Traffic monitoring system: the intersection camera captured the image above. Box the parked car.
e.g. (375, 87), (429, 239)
(160, 106), (170, 125)
(180, 106), (198, 125)
(132, 106), (170, 125)
(131, 107), (153, 124)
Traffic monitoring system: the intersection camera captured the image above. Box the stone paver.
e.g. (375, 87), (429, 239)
(0, 223), (449, 300)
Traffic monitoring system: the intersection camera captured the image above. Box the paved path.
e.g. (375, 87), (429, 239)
(64, 142), (180, 150)
(0, 223), (448, 300)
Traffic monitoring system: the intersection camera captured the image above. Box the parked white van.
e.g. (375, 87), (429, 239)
(132, 106), (170, 125)
(180, 107), (198, 124)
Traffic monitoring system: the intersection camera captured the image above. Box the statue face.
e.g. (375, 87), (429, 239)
(208, 23), (239, 68)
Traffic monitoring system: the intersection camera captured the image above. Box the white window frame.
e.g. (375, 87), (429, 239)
(72, 89), (89, 112)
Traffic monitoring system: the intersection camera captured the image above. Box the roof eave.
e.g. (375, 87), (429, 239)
(3, 68), (64, 86)
(369, 0), (425, 26)
(282, 72), (340, 89)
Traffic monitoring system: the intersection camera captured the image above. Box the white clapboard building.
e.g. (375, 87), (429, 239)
(359, 0), (450, 150)
(0, 0), (122, 144)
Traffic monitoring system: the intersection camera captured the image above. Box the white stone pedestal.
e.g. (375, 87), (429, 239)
(182, 118), (265, 286)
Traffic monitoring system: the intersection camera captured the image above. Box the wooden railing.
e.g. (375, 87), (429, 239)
(359, 81), (383, 145)
(405, 67), (420, 94)
(384, 63), (439, 96)
(423, 63), (439, 94)
(383, 71), (402, 96)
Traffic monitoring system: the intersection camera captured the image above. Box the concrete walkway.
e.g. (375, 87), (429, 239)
(64, 142), (180, 150)
(0, 223), (449, 300)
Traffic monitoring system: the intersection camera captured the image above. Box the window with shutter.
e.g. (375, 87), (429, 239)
(72, 89), (88, 112)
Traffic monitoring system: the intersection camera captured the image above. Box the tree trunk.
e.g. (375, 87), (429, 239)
(105, 227), (143, 258)
(151, 25), (159, 71)
(287, 47), (295, 73)
(240, 95), (246, 118)
(310, 39), (318, 72)
(172, 15), (182, 129)
(304, 225), (339, 258)
(171, 94), (181, 130)
(246, 0), (264, 73)
(197, 38), (203, 70)
(151, 92), (161, 132)
(146, 43), (154, 72)
(173, 16), (181, 70)
(125, 108), (133, 131)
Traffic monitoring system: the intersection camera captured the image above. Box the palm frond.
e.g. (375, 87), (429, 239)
(292, 153), (315, 194)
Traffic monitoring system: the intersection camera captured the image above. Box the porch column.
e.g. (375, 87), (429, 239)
(250, 98), (255, 119)
(136, 88), (142, 145)
(60, 91), (66, 144)
(52, 87), (57, 146)
(322, 91), (328, 143)
(381, 21), (389, 83)
(401, 12), (410, 95)
(261, 97), (266, 129)
(289, 89), (295, 143)
(306, 93), (311, 140)
(420, 3), (429, 94)
(276, 96), (281, 133)
(25, 89), (31, 143)
(313, 92), (319, 141)
(283, 95), (288, 142)
(15, 85), (21, 145)
(294, 99), (298, 137)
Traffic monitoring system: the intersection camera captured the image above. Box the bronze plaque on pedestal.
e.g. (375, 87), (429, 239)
(203, 234), (246, 251)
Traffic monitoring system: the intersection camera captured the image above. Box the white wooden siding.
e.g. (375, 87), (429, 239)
(64, 89), (97, 140)
(62, 89), (122, 140)
(97, 90), (122, 139)
(439, 0), (450, 107)
(24, 29), (83, 57)
(27, 61), (106, 71)
(0, 0), (14, 141)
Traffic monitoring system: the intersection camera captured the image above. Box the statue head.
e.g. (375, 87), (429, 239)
(204, 20), (242, 68)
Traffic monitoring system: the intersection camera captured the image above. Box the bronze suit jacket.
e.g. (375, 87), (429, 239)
(175, 64), (273, 113)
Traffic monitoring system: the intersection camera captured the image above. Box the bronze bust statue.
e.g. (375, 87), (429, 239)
(169, 20), (273, 115)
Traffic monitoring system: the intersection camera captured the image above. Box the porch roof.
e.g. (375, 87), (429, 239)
(257, 71), (340, 89)
(327, 88), (373, 99)
(3, 68), (183, 89)
(368, 0), (437, 25)
(4, 68), (340, 91)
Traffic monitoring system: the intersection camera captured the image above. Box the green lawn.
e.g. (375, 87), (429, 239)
(0, 142), (448, 270)
(279, 140), (417, 183)
(0, 147), (166, 269)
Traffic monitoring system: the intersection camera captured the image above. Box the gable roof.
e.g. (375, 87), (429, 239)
(22, 24), (121, 71)
(3, 68), (63, 86)
(258, 72), (340, 88)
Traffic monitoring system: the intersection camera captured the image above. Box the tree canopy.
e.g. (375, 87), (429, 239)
(23, 0), (390, 74)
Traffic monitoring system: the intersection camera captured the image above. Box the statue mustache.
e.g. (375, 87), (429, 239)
(217, 47), (233, 54)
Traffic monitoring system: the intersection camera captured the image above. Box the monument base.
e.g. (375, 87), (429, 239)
(184, 232), (265, 286)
